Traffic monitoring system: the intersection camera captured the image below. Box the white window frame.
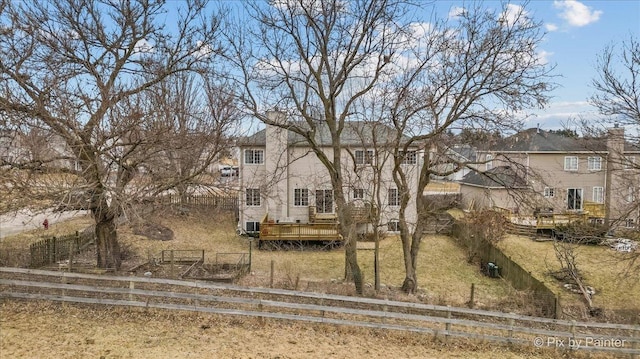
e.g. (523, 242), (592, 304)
(627, 187), (636, 203)
(485, 154), (493, 171)
(625, 218), (636, 228)
(245, 188), (261, 206)
(587, 156), (602, 171)
(355, 149), (374, 165)
(564, 156), (578, 171)
(400, 151), (417, 165)
(544, 187), (555, 198)
(624, 156), (636, 170)
(294, 188), (309, 207)
(352, 188), (365, 200)
(567, 188), (583, 210)
(388, 220), (400, 232)
(388, 188), (400, 207)
(244, 149), (264, 165)
(592, 186), (604, 203)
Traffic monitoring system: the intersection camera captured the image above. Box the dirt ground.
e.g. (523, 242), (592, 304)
(1, 300), (583, 359)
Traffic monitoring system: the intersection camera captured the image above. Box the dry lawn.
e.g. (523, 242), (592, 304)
(0, 300), (601, 359)
(497, 235), (640, 314)
(116, 209), (517, 309)
(0, 209), (629, 358)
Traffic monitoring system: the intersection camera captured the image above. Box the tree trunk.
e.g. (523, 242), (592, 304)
(95, 217), (121, 270)
(338, 197), (363, 294)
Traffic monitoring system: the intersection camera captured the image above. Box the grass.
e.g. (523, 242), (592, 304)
(497, 235), (640, 313)
(2, 207), (517, 309)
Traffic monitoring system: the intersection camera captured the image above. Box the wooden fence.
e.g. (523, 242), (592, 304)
(1, 267), (638, 357)
(164, 194), (238, 211)
(451, 222), (559, 318)
(29, 231), (95, 268)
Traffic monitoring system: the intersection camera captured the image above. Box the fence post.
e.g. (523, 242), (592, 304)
(469, 283), (475, 309)
(129, 281), (135, 301)
(270, 260), (275, 288)
(170, 250), (175, 278)
(507, 314), (515, 344)
(445, 305), (451, 341)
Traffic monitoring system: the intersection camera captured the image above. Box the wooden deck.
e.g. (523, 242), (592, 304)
(259, 213), (341, 242)
(496, 201), (606, 231)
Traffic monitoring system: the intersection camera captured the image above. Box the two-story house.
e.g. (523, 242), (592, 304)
(237, 111), (421, 241)
(459, 126), (640, 231)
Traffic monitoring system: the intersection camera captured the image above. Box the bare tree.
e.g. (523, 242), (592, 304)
(588, 35), (640, 272)
(224, 0), (414, 294)
(0, 0), (228, 269)
(380, 3), (554, 293)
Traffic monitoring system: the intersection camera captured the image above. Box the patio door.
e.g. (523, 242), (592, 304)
(315, 189), (333, 213)
(567, 188), (583, 210)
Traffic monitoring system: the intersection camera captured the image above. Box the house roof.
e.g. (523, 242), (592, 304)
(486, 127), (640, 153)
(459, 165), (528, 189)
(488, 128), (604, 152)
(239, 121), (413, 147)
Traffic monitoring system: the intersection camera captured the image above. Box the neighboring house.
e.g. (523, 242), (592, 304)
(459, 126), (640, 230)
(237, 111), (421, 237)
(430, 144), (476, 182)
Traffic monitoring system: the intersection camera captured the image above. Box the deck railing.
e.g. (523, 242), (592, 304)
(260, 214), (341, 241)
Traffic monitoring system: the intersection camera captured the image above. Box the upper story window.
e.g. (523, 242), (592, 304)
(627, 187), (636, 203)
(244, 149), (264, 165)
(246, 188), (261, 206)
(587, 156), (602, 171)
(485, 154), (493, 171)
(564, 156), (578, 171)
(400, 151), (417, 165)
(294, 188), (309, 206)
(544, 187), (555, 198)
(355, 149), (374, 165)
(352, 188), (365, 200)
(388, 188), (400, 206)
(624, 156), (636, 170)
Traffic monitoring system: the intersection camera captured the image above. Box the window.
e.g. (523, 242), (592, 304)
(544, 187), (555, 198)
(588, 156), (602, 171)
(244, 149), (264, 164)
(388, 220), (400, 232)
(246, 188), (261, 206)
(627, 187), (636, 203)
(352, 188), (365, 200)
(567, 188), (583, 210)
(625, 218), (636, 228)
(294, 188), (309, 206)
(564, 156), (578, 171)
(315, 189), (333, 213)
(592, 186), (604, 203)
(485, 154), (493, 171)
(355, 150), (374, 165)
(245, 221), (260, 233)
(624, 156), (636, 170)
(400, 151), (417, 165)
(388, 188), (400, 206)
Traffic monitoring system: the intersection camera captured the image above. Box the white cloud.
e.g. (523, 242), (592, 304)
(499, 4), (530, 27)
(545, 23), (559, 32)
(536, 50), (553, 65)
(192, 41), (214, 60)
(134, 39), (154, 54)
(553, 0), (602, 27)
(448, 6), (465, 19)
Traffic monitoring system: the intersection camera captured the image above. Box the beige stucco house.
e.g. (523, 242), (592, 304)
(237, 111), (421, 237)
(460, 126), (639, 231)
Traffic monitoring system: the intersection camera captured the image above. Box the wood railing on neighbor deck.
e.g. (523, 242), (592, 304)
(260, 214), (341, 242)
(496, 201), (606, 230)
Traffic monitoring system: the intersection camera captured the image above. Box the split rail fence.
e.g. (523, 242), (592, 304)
(1, 267), (638, 357)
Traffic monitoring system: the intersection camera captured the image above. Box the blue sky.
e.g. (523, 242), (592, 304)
(434, 1), (640, 130)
